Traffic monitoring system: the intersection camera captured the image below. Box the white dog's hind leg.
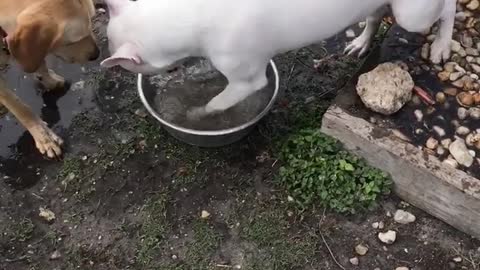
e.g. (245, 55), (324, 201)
(344, 7), (387, 57)
(429, 0), (456, 64)
(186, 57), (269, 120)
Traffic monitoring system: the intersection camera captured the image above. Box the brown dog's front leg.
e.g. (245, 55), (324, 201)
(34, 61), (66, 91)
(0, 78), (63, 158)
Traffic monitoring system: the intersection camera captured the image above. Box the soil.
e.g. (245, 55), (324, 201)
(1, 8), (479, 270)
(145, 58), (275, 130)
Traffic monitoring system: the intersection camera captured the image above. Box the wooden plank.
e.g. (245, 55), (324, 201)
(321, 105), (480, 239)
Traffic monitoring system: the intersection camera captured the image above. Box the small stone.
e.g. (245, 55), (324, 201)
(437, 146), (446, 156)
(50, 250), (61, 260)
(444, 87), (458, 96)
(414, 109), (423, 122)
(456, 12), (468, 21)
(355, 244), (369, 255)
(457, 92), (474, 106)
(472, 64), (480, 74)
(458, 107), (469, 120)
(455, 64), (467, 74)
(394, 210), (416, 224)
(449, 139), (474, 167)
(466, 133), (477, 146)
(426, 137), (439, 150)
(395, 267), (409, 270)
(467, 0), (480, 11)
(349, 257), (359, 265)
(453, 256), (462, 262)
(345, 29), (356, 38)
(135, 108), (148, 118)
(466, 47), (480, 56)
(438, 71), (450, 81)
(444, 62), (457, 72)
(372, 221), (384, 229)
(421, 43), (430, 60)
(450, 72), (463, 81)
(462, 33), (474, 48)
(452, 79), (465, 88)
(39, 207), (55, 222)
(473, 93), (480, 105)
(436, 92), (446, 103)
(201, 210), (211, 219)
(451, 40), (462, 53)
(378, 230), (397, 244)
(456, 126), (471, 136)
(433, 126), (446, 137)
(443, 158), (459, 168)
(469, 107), (480, 119)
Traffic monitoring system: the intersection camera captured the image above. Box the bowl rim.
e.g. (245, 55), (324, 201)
(137, 60), (280, 136)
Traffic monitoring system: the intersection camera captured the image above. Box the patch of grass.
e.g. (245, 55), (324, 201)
(241, 207), (318, 269)
(9, 218), (35, 242)
(277, 129), (392, 213)
(184, 221), (222, 268)
(134, 119), (164, 145)
(136, 193), (170, 267)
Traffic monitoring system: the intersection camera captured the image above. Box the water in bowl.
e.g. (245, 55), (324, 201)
(146, 58), (275, 131)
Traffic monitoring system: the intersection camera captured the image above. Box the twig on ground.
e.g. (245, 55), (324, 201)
(4, 255), (29, 263)
(318, 211), (345, 270)
(319, 231), (346, 270)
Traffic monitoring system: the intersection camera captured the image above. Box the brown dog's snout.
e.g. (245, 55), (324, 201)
(89, 46), (100, 61)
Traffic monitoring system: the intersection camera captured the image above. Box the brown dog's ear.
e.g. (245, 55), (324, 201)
(7, 14), (62, 73)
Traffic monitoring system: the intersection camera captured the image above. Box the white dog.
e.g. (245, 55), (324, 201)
(101, 0), (456, 119)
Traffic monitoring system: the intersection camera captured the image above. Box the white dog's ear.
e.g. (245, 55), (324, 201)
(101, 43), (141, 68)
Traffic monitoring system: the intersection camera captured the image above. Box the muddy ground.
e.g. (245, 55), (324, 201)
(1, 8), (480, 270)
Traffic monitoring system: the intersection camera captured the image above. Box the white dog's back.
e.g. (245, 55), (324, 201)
(102, 0), (454, 118)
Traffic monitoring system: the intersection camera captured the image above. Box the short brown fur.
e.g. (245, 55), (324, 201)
(0, 0), (99, 158)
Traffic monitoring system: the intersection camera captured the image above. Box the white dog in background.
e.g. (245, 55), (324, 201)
(101, 0), (456, 119)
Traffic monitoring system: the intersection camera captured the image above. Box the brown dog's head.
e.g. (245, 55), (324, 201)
(7, 0), (100, 73)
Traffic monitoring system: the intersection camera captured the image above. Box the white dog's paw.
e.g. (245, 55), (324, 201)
(186, 106), (209, 121)
(430, 39), (451, 64)
(344, 36), (372, 57)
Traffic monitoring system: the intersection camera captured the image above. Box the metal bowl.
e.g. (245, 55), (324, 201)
(137, 60), (280, 147)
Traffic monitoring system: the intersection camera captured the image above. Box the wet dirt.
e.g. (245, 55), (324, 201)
(0, 10), (479, 270)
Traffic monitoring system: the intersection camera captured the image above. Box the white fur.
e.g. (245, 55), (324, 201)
(101, 0), (456, 118)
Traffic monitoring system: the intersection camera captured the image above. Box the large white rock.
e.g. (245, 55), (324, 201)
(356, 62), (414, 115)
(449, 139), (474, 167)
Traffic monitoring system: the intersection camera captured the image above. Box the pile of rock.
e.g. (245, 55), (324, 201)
(422, 0), (480, 106)
(416, 0), (480, 169)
